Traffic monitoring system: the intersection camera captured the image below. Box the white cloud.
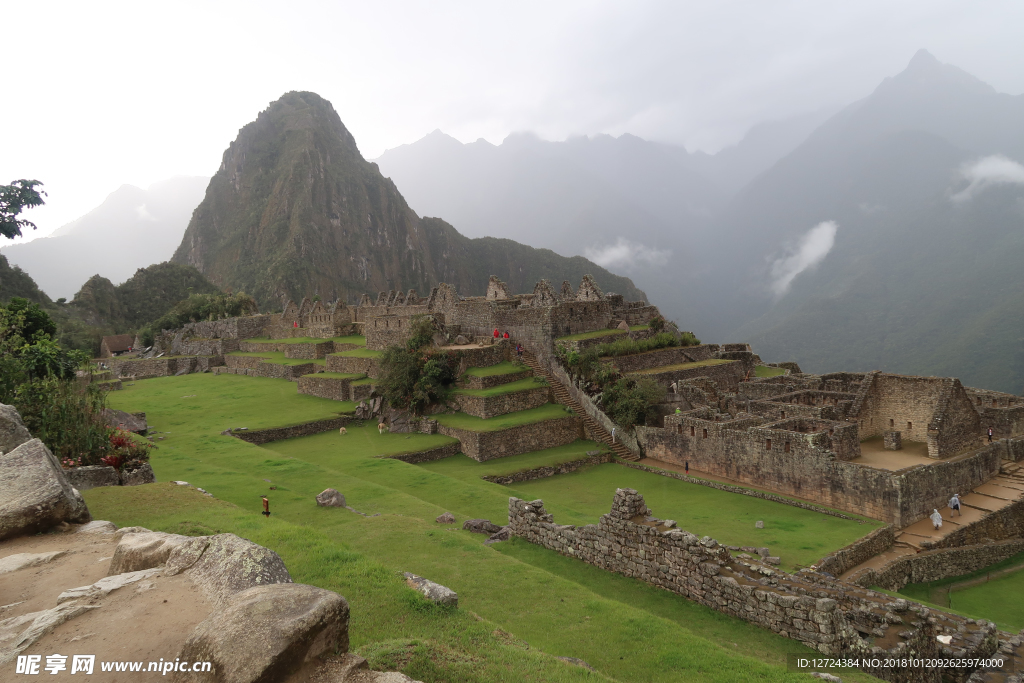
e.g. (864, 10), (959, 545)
(952, 155), (1024, 202)
(135, 204), (157, 221)
(770, 221), (837, 297)
(584, 238), (671, 271)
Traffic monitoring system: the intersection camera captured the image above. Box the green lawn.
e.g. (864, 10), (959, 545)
(351, 378), (375, 387)
(462, 361), (525, 378)
(244, 335), (367, 346)
(95, 373), (883, 683)
(453, 377), (547, 397)
(755, 366), (786, 378)
(334, 348), (384, 359)
(630, 359), (734, 375)
(897, 551), (1024, 631)
(434, 404), (570, 432)
(508, 465), (882, 571)
(305, 372), (367, 380)
(556, 329), (627, 342)
(227, 350), (327, 366)
(418, 441), (605, 480)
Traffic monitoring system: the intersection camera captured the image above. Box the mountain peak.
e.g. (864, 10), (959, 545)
(906, 48), (940, 71)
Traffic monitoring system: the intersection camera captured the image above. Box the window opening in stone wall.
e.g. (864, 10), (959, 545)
(781, 411), (786, 418)
(993, 399), (998, 407)
(702, 428), (708, 439)
(691, 426), (696, 437)
(677, 425), (682, 434)
(907, 421), (912, 431)
(765, 439), (772, 450)
(889, 419), (894, 428)
(784, 442), (790, 453)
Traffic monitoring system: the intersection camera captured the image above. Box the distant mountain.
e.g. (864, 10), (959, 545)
(171, 91), (647, 309)
(0, 176), (209, 300)
(0, 254), (52, 305)
(693, 49), (1024, 393)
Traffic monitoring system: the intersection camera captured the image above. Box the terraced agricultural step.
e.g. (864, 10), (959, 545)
(522, 351), (640, 462)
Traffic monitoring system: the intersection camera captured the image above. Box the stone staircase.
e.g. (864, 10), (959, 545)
(1001, 460), (1024, 484)
(522, 350), (640, 462)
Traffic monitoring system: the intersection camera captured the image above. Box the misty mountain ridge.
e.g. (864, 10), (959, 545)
(0, 176), (209, 299)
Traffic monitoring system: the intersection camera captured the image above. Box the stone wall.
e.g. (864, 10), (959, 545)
(482, 452), (612, 484)
(816, 526), (896, 577)
(438, 416), (583, 461)
(451, 385), (551, 419)
(229, 416), (353, 445)
(108, 357), (178, 379)
(892, 445), (1003, 530)
(459, 369), (531, 390)
(375, 441), (462, 463)
(508, 489), (998, 681)
(284, 342), (334, 359)
(922, 497), (1024, 550)
(605, 346), (708, 374)
(635, 360), (747, 393)
(177, 338), (239, 355)
(326, 354), (382, 377)
(852, 538), (1024, 591)
(551, 364), (642, 454)
(297, 375), (363, 401)
(221, 356), (320, 381)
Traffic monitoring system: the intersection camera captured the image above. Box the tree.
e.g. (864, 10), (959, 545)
(1, 180), (46, 239)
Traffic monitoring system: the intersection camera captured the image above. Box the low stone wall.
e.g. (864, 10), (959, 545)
(350, 382), (374, 401)
(284, 342), (333, 360)
(178, 338), (239, 356)
(922, 497), (1024, 550)
(326, 354), (382, 377)
(617, 460), (858, 520)
(220, 358), (321, 381)
(108, 357), (176, 379)
(376, 441), (462, 463)
(482, 452), (611, 484)
(452, 385), (551, 419)
(816, 526), (896, 577)
(459, 369), (531, 390)
(852, 539), (1024, 591)
(508, 489), (998, 681)
(298, 375), (361, 401)
(229, 415), (353, 445)
(603, 346), (697, 373)
(632, 360), (745, 393)
(452, 343), (508, 372)
(225, 355), (264, 369)
(551, 364), (642, 454)
(438, 416), (582, 461)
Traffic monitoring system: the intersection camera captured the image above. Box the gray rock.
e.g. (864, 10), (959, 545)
(58, 568), (163, 604)
(484, 527), (511, 545)
(557, 656), (595, 671)
(317, 488), (346, 507)
(616, 320), (630, 331)
(108, 530), (191, 574)
(454, 335), (469, 345)
(810, 673), (842, 683)
(66, 465), (120, 491)
(121, 462), (155, 486)
(388, 410), (412, 434)
(755, 520), (764, 529)
(0, 601), (99, 665)
(462, 519), (502, 535)
(403, 572), (457, 607)
(757, 547), (771, 557)
(77, 520), (117, 535)
(765, 556), (781, 565)
(435, 512), (455, 524)
(0, 438), (91, 541)
(165, 533), (293, 605)
(0, 551), (67, 576)
(171, 583), (349, 683)
(102, 408), (148, 434)
(0, 403), (32, 455)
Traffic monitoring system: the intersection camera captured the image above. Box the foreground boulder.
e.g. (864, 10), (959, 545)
(0, 439), (90, 541)
(66, 465), (120, 491)
(316, 488), (346, 507)
(462, 519), (501, 535)
(403, 572), (457, 607)
(0, 403), (31, 454)
(165, 534), (292, 604)
(108, 529), (191, 574)
(172, 583), (349, 683)
(103, 408), (148, 434)
(121, 462), (156, 486)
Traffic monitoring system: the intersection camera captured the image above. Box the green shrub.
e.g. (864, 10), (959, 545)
(139, 292), (258, 346)
(600, 376), (666, 429)
(594, 332), (680, 357)
(14, 379), (110, 464)
(378, 345), (460, 413)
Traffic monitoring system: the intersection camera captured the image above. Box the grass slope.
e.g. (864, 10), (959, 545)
(100, 373), (880, 682)
(227, 350), (327, 366)
(462, 362), (524, 378)
(434, 404), (570, 432)
(630, 359), (733, 375)
(452, 377), (547, 398)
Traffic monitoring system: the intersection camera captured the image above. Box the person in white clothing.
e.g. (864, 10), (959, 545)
(930, 509), (943, 530)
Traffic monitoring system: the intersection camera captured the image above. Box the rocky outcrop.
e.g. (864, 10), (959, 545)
(0, 550), (66, 575)
(0, 403), (31, 454)
(403, 573), (458, 607)
(109, 529), (191, 574)
(435, 512), (455, 524)
(0, 601), (99, 665)
(57, 568), (163, 604)
(165, 534), (292, 604)
(317, 488), (346, 507)
(121, 462), (156, 486)
(0, 438), (90, 541)
(66, 465), (120, 490)
(103, 408), (148, 434)
(172, 583), (349, 683)
(462, 519), (501, 535)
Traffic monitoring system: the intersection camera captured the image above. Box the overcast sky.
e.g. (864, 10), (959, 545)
(3, 0), (1022, 242)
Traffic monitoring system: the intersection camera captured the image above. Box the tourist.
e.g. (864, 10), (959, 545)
(516, 344), (523, 359)
(503, 331), (510, 339)
(493, 328), (499, 338)
(611, 427), (616, 444)
(675, 407), (682, 414)
(988, 426), (994, 442)
(930, 509), (942, 530)
(949, 493), (961, 517)
(685, 461), (689, 475)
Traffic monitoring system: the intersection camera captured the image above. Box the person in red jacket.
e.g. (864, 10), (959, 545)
(503, 331), (509, 339)
(493, 328), (499, 338)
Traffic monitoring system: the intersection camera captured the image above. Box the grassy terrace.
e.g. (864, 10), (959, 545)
(93, 373), (883, 683)
(350, 378), (375, 386)
(462, 361), (524, 378)
(419, 441), (606, 479)
(227, 350), (327, 366)
(555, 325), (649, 342)
(755, 366), (786, 378)
(434, 404), (570, 432)
(453, 377), (547, 397)
(333, 348), (383, 359)
(303, 372), (367, 380)
(244, 335), (367, 346)
(629, 358), (733, 374)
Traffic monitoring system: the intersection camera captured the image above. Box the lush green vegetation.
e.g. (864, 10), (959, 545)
(462, 361), (524, 378)
(305, 372), (367, 380)
(1, 179), (46, 239)
(139, 291), (258, 346)
(94, 372), (883, 682)
(555, 329), (627, 342)
(434, 404), (571, 432)
(755, 365), (786, 378)
(453, 376), (547, 398)
(418, 441), (606, 479)
(227, 350), (327, 367)
(897, 551), (1024, 631)
(632, 359), (734, 375)
(377, 317), (461, 412)
(594, 332), (686, 358)
(599, 376), (666, 429)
